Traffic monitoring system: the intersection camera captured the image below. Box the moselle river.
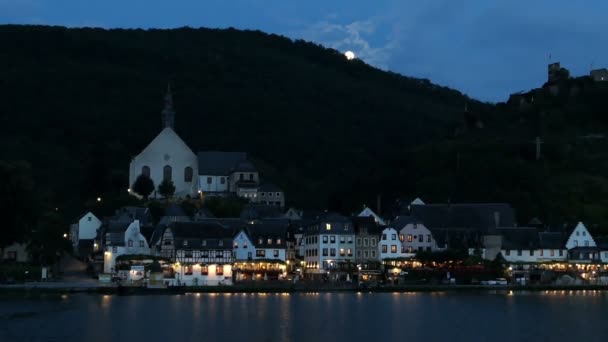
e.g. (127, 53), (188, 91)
(1, 291), (608, 342)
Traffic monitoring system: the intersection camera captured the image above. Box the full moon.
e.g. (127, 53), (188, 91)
(345, 51), (356, 60)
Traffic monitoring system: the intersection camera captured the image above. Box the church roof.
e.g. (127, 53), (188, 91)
(197, 151), (255, 175)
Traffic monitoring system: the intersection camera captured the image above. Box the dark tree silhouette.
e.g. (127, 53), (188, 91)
(132, 174), (155, 199)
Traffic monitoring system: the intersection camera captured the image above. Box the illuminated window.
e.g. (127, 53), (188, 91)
(407, 235), (413, 242)
(184, 266), (193, 275)
(399, 234), (404, 242)
(391, 245), (397, 253)
(382, 245), (387, 253)
(277, 238), (282, 245)
(216, 265), (223, 275)
(256, 250), (266, 257)
(201, 266), (208, 275)
(550, 250), (555, 257)
(274, 250), (279, 257)
(258, 238), (263, 245)
(347, 249), (352, 256)
(326, 223), (331, 230)
(407, 247), (413, 253)
(267, 238), (273, 245)
(340, 248), (345, 256)
(234, 242), (238, 248)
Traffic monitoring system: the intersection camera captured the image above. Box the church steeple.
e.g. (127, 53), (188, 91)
(162, 83), (175, 129)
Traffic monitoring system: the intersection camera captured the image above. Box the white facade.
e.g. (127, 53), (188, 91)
(1, 242), (29, 262)
(398, 223), (439, 253)
(103, 220), (151, 274)
(502, 249), (567, 263)
(358, 207), (386, 226)
(565, 222), (596, 249)
(169, 264), (233, 286)
(304, 233), (356, 271)
(233, 230), (254, 260)
(129, 128), (198, 198)
(379, 228), (411, 260)
(76, 212), (102, 240)
(199, 175), (230, 193)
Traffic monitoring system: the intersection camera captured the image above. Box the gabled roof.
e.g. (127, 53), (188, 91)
(409, 203), (516, 233)
(538, 231), (566, 249)
(245, 221), (290, 248)
(166, 221), (234, 249)
(197, 151), (252, 175)
(353, 216), (381, 235)
(493, 227), (540, 250)
(258, 182), (282, 193)
(390, 216), (416, 230)
(240, 204), (283, 221)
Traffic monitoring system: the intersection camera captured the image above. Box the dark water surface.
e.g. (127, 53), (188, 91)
(1, 291), (607, 342)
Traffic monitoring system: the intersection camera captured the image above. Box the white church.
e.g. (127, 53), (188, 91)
(128, 86), (284, 204)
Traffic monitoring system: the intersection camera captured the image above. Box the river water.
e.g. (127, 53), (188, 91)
(1, 290), (607, 341)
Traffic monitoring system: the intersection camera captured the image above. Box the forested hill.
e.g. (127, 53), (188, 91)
(3, 25), (608, 234)
(0, 25), (479, 217)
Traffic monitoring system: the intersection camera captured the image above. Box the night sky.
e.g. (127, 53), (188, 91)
(2, 0), (607, 102)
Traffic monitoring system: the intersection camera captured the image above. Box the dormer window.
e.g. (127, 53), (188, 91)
(219, 240), (224, 246)
(267, 238), (273, 245)
(277, 238), (282, 245)
(202, 240), (207, 246)
(258, 238), (263, 245)
(183, 240), (188, 246)
(326, 223), (331, 231)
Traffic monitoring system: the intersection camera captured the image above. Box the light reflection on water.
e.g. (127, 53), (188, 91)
(1, 291), (608, 342)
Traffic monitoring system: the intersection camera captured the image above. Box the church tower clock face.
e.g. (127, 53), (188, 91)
(164, 153), (170, 161)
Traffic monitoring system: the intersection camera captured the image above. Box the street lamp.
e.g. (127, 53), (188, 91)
(97, 197), (101, 202)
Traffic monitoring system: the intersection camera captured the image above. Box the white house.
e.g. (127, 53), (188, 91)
(303, 213), (356, 273)
(103, 220), (151, 274)
(233, 225), (287, 262)
(70, 212), (102, 253)
(566, 222), (596, 249)
(392, 216), (440, 254)
(129, 88), (198, 198)
(379, 227), (413, 260)
(358, 206), (386, 226)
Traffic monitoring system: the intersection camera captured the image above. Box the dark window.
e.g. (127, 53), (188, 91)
(139, 241), (144, 247)
(330, 248), (336, 256)
(427, 235), (431, 243)
(382, 245), (387, 253)
(505, 250), (511, 256)
(240, 173), (244, 181)
(141, 166), (150, 177)
(323, 248), (328, 256)
(391, 234), (396, 240)
(517, 250), (522, 256)
(357, 238), (361, 246)
(274, 250), (279, 257)
(128, 240), (133, 247)
(163, 165), (172, 181)
(382, 234), (387, 240)
(207, 177), (212, 184)
(184, 167), (193, 182)
(185, 250), (193, 258)
(418, 235), (423, 243)
(340, 236), (345, 243)
(322, 236), (328, 243)
(221, 177), (226, 184)
(330, 236), (336, 243)
(249, 174), (254, 181)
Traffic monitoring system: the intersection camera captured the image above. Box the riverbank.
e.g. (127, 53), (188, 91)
(2, 282), (608, 296)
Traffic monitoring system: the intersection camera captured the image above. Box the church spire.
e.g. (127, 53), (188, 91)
(162, 83), (175, 129)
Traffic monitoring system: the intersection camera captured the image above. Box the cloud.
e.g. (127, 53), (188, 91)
(296, 18), (400, 70)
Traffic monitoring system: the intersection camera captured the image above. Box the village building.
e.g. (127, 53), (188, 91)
(128, 86), (283, 202)
(232, 221), (288, 281)
(158, 221), (234, 286)
(378, 227), (405, 260)
(353, 216), (381, 266)
(1, 242), (29, 263)
(357, 206), (386, 226)
(69, 211), (102, 257)
(303, 213), (356, 278)
(102, 219), (151, 274)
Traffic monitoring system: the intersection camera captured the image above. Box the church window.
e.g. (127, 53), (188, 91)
(163, 165), (172, 181)
(207, 177), (212, 184)
(184, 167), (193, 182)
(142, 166), (150, 178)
